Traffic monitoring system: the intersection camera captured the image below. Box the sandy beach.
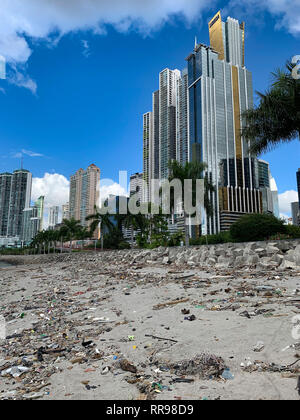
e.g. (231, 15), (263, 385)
(0, 250), (300, 400)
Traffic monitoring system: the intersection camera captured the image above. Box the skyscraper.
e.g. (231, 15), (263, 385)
(0, 173), (12, 236)
(186, 11), (261, 233)
(176, 69), (189, 166)
(7, 169), (32, 237)
(159, 68), (181, 180)
(130, 173), (143, 205)
(258, 160), (270, 188)
(69, 164), (100, 228)
(143, 112), (153, 203)
(270, 175), (280, 219)
(297, 168), (300, 209)
(22, 207), (40, 244)
(62, 203), (69, 220)
(48, 206), (59, 228)
(35, 196), (45, 231)
(291, 202), (300, 226)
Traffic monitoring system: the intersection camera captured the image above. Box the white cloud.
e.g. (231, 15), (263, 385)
(100, 180), (128, 204)
(81, 40), (90, 58)
(278, 190), (299, 216)
(12, 149), (44, 158)
(32, 172), (70, 229)
(228, 0), (300, 36)
(7, 64), (37, 94)
(32, 172), (70, 208)
(0, 0), (298, 93)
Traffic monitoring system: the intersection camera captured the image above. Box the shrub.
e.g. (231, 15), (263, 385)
(230, 213), (286, 242)
(285, 224), (300, 239)
(190, 231), (232, 246)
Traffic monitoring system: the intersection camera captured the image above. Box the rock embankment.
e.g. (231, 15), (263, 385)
(2, 239), (300, 271)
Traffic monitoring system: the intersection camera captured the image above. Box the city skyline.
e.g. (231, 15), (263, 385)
(0, 2), (299, 221)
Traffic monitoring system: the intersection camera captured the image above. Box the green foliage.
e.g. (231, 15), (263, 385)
(242, 61), (300, 155)
(168, 232), (184, 247)
(285, 224), (300, 239)
(230, 213), (286, 242)
(190, 231), (232, 246)
(102, 227), (130, 250)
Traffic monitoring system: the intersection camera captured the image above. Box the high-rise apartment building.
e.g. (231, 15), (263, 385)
(35, 196), (45, 231)
(22, 207), (40, 244)
(130, 173), (143, 205)
(143, 112), (153, 203)
(159, 68), (181, 180)
(291, 202), (300, 226)
(258, 160), (270, 189)
(0, 173), (12, 236)
(297, 168), (300, 209)
(186, 11), (262, 233)
(2, 169), (32, 238)
(69, 164), (100, 228)
(48, 206), (59, 228)
(176, 69), (189, 166)
(62, 203), (69, 220)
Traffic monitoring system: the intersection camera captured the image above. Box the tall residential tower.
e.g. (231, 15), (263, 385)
(69, 164), (100, 229)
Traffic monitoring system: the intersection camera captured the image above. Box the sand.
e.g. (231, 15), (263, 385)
(0, 253), (299, 400)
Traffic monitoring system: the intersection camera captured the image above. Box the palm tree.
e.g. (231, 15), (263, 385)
(167, 160), (215, 246)
(76, 226), (90, 250)
(60, 218), (82, 253)
(242, 61), (300, 154)
(86, 206), (114, 250)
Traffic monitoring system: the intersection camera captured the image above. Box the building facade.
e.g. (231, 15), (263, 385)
(291, 201), (300, 226)
(69, 164), (100, 228)
(130, 173), (143, 205)
(48, 206), (59, 228)
(0, 169), (32, 238)
(297, 168), (300, 208)
(62, 203), (69, 220)
(159, 68), (181, 180)
(186, 11), (262, 234)
(35, 196), (45, 231)
(22, 207), (40, 244)
(0, 173), (12, 236)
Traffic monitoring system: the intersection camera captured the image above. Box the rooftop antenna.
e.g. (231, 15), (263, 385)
(195, 36), (198, 48)
(20, 155), (23, 170)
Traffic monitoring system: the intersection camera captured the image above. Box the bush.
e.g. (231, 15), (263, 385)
(102, 228), (130, 250)
(190, 231), (232, 246)
(285, 224), (300, 239)
(230, 213), (286, 242)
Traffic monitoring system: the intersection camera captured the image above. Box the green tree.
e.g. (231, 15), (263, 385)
(60, 218), (82, 253)
(230, 213), (286, 242)
(167, 160), (215, 246)
(86, 205), (114, 250)
(243, 61), (300, 154)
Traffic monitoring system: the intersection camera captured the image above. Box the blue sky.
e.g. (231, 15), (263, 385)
(0, 0), (299, 218)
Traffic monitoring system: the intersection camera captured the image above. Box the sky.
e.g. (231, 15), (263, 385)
(0, 0), (299, 224)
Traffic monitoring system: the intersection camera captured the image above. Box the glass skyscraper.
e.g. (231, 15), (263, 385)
(186, 11), (261, 234)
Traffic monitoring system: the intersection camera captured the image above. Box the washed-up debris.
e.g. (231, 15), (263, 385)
(297, 377), (300, 396)
(181, 308), (190, 315)
(221, 368), (234, 380)
(153, 298), (189, 310)
(241, 358), (300, 374)
(253, 341), (265, 352)
(172, 378), (194, 383)
(118, 359), (137, 374)
(184, 315), (196, 321)
(158, 353), (226, 379)
(1, 365), (29, 378)
(145, 334), (178, 343)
